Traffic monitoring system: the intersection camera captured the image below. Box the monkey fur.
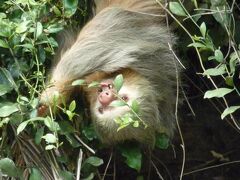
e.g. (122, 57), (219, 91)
(39, 0), (179, 146)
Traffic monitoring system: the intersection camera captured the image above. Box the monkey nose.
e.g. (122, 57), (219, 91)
(98, 91), (115, 106)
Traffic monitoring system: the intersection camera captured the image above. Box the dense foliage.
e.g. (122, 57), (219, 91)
(0, 0), (240, 179)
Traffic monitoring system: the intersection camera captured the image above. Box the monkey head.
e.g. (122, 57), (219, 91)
(84, 70), (163, 146)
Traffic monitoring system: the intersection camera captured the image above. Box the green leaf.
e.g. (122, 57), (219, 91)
(82, 125), (97, 141)
(59, 121), (75, 135)
(203, 65), (226, 76)
(155, 134), (170, 149)
(200, 22), (207, 37)
(113, 74), (123, 92)
(88, 81), (99, 88)
(17, 121), (29, 135)
(221, 106), (240, 119)
(0, 158), (21, 177)
(0, 84), (13, 96)
(0, 39), (9, 48)
(188, 42), (206, 48)
(72, 79), (85, 86)
(131, 100), (139, 113)
(16, 20), (31, 33)
(29, 168), (43, 180)
(0, 68), (18, 92)
(65, 134), (80, 148)
(69, 100), (76, 112)
(82, 173), (94, 180)
(204, 88), (234, 99)
(66, 110), (75, 121)
(0, 102), (19, 117)
(83, 156), (103, 167)
(169, 2), (187, 16)
(34, 127), (44, 145)
(44, 117), (60, 131)
(121, 146), (142, 172)
(42, 133), (57, 144)
(214, 49), (224, 62)
(45, 144), (56, 150)
(35, 22), (43, 39)
(133, 121), (139, 127)
(47, 25), (64, 34)
(109, 100), (126, 107)
(59, 170), (74, 180)
(63, 0), (78, 18)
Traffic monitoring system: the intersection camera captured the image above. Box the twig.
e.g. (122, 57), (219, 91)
(102, 150), (113, 180)
(76, 149), (83, 180)
(74, 135), (95, 154)
(151, 160), (164, 180)
(183, 160), (240, 176)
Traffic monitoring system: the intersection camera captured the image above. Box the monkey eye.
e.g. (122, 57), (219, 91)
(121, 95), (128, 102)
(98, 88), (103, 93)
(108, 84), (113, 89)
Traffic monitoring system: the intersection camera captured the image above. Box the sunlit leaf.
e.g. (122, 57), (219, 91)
(69, 100), (76, 112)
(221, 106), (240, 119)
(113, 74), (123, 92)
(203, 65), (226, 76)
(42, 133), (57, 144)
(169, 2), (187, 16)
(200, 22), (207, 37)
(214, 49), (224, 62)
(0, 102), (19, 117)
(72, 79), (85, 86)
(35, 22), (43, 39)
(109, 100), (126, 107)
(17, 121), (29, 135)
(204, 88), (234, 98)
(88, 81), (99, 88)
(16, 20), (31, 33)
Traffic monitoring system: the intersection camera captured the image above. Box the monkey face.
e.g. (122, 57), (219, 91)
(89, 78), (141, 128)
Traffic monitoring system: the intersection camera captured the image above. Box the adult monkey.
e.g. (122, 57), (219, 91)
(39, 0), (179, 147)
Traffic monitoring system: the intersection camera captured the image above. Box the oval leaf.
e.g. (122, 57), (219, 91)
(42, 133), (57, 144)
(69, 100), (76, 112)
(169, 2), (187, 17)
(0, 102), (19, 117)
(203, 65), (226, 76)
(204, 88), (234, 99)
(221, 106), (240, 119)
(109, 100), (126, 107)
(63, 0), (78, 18)
(17, 121), (29, 135)
(215, 49), (224, 62)
(0, 39), (9, 48)
(29, 168), (43, 180)
(84, 156), (103, 167)
(121, 147), (142, 172)
(0, 158), (21, 177)
(200, 22), (207, 37)
(113, 74), (123, 92)
(72, 79), (85, 86)
(35, 22), (43, 39)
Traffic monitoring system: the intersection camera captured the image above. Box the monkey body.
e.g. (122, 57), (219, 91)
(39, 0), (178, 146)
